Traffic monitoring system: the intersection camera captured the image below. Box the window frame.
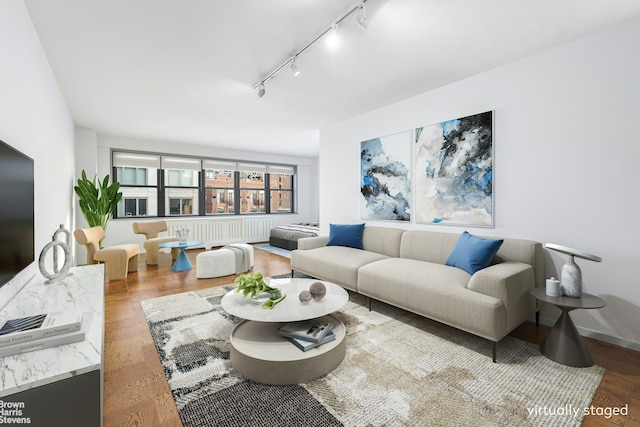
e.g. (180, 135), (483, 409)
(267, 165), (295, 214)
(111, 150), (296, 219)
(117, 197), (148, 217)
(113, 152), (160, 218)
(238, 163), (267, 215)
(203, 161), (237, 216)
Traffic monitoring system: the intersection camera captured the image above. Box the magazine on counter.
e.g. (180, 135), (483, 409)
(0, 310), (84, 347)
(0, 312), (92, 358)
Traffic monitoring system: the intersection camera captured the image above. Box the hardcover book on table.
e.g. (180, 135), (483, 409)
(287, 331), (336, 352)
(0, 312), (92, 358)
(0, 310), (84, 347)
(278, 320), (333, 343)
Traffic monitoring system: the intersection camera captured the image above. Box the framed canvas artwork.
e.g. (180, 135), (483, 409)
(360, 130), (411, 221)
(414, 111), (494, 227)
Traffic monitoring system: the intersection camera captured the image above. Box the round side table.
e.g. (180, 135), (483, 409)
(158, 240), (204, 272)
(530, 288), (605, 367)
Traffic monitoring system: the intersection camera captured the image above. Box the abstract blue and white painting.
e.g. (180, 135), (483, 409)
(415, 111), (493, 227)
(360, 130), (411, 221)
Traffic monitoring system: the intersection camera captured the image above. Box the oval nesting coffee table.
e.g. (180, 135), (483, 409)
(220, 278), (349, 385)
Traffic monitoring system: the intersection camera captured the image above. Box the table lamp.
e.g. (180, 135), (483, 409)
(544, 243), (602, 297)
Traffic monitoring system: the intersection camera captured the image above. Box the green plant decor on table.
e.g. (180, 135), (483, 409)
(234, 272), (286, 309)
(74, 170), (122, 235)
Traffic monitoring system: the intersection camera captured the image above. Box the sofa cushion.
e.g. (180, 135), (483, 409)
(446, 231), (504, 275)
(399, 230), (460, 263)
(357, 258), (506, 341)
(362, 226), (406, 257)
(291, 246), (388, 292)
(327, 223), (365, 249)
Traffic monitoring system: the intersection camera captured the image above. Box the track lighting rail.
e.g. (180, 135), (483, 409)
(252, 0), (368, 95)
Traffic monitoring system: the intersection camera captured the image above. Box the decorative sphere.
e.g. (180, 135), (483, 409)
(309, 282), (326, 301)
(299, 290), (312, 304)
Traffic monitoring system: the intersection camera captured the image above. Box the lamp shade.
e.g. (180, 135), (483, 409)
(545, 243), (602, 297)
(544, 243), (602, 263)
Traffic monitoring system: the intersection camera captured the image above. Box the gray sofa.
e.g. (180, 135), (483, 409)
(290, 226), (544, 362)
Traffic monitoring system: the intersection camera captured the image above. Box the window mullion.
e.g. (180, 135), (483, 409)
(199, 169), (205, 216)
(158, 168), (165, 217)
(265, 173), (271, 214)
(234, 171), (240, 215)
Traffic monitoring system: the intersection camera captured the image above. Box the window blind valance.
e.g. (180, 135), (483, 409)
(162, 157), (202, 171)
(113, 152), (160, 168)
(203, 160), (237, 171)
(267, 165), (295, 175)
(238, 163), (267, 173)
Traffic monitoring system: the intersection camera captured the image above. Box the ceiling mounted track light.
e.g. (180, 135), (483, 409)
(290, 56), (301, 76)
(356, 2), (367, 29)
(326, 22), (339, 48)
(252, 0), (370, 97)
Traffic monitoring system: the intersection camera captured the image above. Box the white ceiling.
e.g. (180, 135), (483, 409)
(24, 0), (640, 157)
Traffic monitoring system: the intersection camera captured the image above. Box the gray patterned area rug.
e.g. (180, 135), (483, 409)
(141, 285), (605, 427)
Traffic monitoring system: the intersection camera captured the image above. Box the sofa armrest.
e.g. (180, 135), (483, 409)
(467, 261), (537, 332)
(297, 235), (329, 250)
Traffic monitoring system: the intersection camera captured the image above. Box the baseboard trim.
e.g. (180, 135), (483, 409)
(536, 314), (640, 352)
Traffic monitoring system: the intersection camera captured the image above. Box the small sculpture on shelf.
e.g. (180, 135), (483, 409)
(298, 290), (312, 304)
(176, 227), (190, 244)
(38, 224), (73, 283)
(309, 282), (327, 301)
(299, 281), (327, 304)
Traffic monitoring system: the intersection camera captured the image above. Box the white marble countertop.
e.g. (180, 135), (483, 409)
(0, 264), (104, 397)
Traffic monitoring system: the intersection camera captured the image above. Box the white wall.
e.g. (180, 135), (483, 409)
(0, 0), (75, 304)
(88, 134), (319, 250)
(74, 127), (99, 263)
(320, 19), (640, 349)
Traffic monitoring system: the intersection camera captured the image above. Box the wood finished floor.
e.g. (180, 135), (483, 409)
(103, 247), (639, 427)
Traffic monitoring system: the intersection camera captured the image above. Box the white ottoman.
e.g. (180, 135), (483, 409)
(226, 243), (254, 269)
(196, 248), (236, 279)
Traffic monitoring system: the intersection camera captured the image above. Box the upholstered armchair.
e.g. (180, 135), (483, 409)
(132, 221), (179, 265)
(74, 226), (139, 280)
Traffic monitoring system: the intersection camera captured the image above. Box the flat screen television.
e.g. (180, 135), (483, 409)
(0, 139), (35, 288)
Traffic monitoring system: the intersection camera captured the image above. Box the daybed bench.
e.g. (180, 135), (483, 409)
(269, 222), (319, 250)
(290, 225), (544, 362)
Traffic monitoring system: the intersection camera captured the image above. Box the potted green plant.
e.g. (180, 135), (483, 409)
(74, 170), (122, 240)
(234, 272), (286, 309)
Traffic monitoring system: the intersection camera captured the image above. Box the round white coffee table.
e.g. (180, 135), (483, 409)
(221, 278), (349, 385)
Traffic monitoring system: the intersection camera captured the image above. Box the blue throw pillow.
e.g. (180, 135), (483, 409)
(327, 223), (365, 249)
(445, 231), (504, 275)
